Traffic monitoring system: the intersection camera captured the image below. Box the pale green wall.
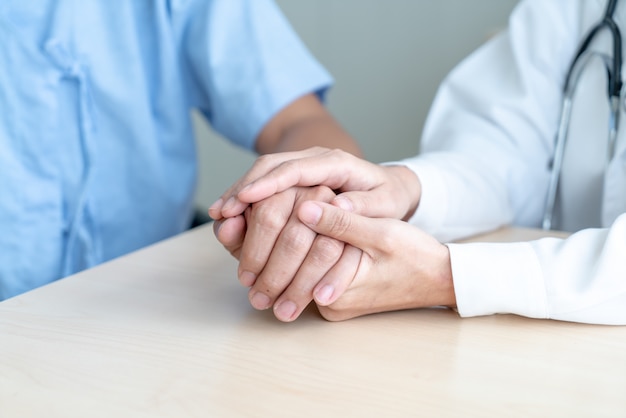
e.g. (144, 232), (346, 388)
(194, 1), (519, 210)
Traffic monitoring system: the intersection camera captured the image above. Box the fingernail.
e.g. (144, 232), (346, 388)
(333, 196), (353, 212)
(300, 202), (322, 225)
(315, 284), (335, 305)
(250, 292), (271, 310)
(274, 300), (297, 322)
(239, 271), (257, 287)
(208, 198), (223, 214)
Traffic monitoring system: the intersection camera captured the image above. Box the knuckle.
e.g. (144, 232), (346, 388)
(377, 223), (400, 252)
(327, 148), (345, 160)
(327, 210), (353, 237)
(254, 153), (275, 169)
(253, 269), (292, 297)
(377, 233), (395, 253)
(255, 275), (283, 295)
(282, 277), (316, 298)
(280, 224), (314, 252)
(277, 158), (298, 172)
(327, 148), (352, 166)
(240, 251), (266, 272)
(310, 236), (343, 266)
(250, 202), (288, 231)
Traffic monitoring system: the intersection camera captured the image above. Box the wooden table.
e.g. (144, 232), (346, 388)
(1, 226), (624, 417)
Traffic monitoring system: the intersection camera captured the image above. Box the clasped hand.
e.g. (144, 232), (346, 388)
(210, 147), (455, 322)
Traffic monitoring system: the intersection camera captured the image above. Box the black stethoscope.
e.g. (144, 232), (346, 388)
(543, 0), (623, 230)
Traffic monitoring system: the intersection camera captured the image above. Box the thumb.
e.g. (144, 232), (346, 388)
(297, 201), (379, 250)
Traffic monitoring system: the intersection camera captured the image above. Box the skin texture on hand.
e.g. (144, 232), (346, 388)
(214, 185), (362, 322)
(297, 201), (456, 321)
(210, 95), (363, 321)
(210, 147), (421, 222)
(211, 147), (426, 322)
(210, 148), (425, 321)
(211, 96), (362, 224)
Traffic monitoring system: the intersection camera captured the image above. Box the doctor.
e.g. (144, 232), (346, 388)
(211, 0), (626, 325)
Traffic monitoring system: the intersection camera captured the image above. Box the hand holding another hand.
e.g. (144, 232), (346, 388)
(210, 147), (439, 322)
(297, 201), (456, 321)
(213, 185), (362, 322)
(209, 147), (422, 222)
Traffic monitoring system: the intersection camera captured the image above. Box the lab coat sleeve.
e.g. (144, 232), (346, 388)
(448, 213), (626, 325)
(387, 0), (583, 242)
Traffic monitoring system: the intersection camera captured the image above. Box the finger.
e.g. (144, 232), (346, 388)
(297, 201), (382, 251)
(208, 198), (226, 220)
(313, 244), (362, 306)
(246, 186), (336, 311)
(213, 215), (246, 260)
(238, 192), (295, 290)
(272, 235), (345, 322)
(332, 189), (399, 218)
(235, 149), (378, 209)
(235, 149), (342, 203)
(209, 189), (250, 221)
(212, 148), (327, 219)
(209, 180), (249, 220)
(208, 157), (278, 220)
(247, 216), (317, 310)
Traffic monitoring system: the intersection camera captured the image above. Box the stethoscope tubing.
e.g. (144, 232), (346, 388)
(542, 0), (622, 230)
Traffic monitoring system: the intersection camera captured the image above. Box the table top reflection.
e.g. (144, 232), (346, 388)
(0, 225), (624, 417)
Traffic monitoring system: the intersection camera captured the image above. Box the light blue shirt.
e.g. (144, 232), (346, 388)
(0, 0), (332, 299)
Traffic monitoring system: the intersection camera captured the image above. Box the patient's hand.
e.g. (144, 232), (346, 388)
(214, 185), (361, 321)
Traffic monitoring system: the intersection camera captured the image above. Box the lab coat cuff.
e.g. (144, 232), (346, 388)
(382, 157), (448, 234)
(447, 241), (548, 319)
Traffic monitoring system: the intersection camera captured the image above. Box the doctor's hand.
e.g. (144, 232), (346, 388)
(209, 147), (422, 223)
(297, 200), (457, 321)
(213, 185), (362, 322)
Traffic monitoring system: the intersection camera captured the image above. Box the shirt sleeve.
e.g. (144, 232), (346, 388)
(181, 0), (333, 149)
(385, 0), (582, 242)
(448, 214), (626, 325)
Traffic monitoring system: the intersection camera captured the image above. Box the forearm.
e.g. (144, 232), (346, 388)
(255, 93), (362, 157)
(268, 114), (362, 157)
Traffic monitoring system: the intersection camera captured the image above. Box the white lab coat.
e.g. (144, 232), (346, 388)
(394, 0), (626, 324)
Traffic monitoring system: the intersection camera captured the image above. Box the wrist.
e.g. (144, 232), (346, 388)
(436, 244), (457, 308)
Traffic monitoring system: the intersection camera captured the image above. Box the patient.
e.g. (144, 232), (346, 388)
(0, 0), (361, 300)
